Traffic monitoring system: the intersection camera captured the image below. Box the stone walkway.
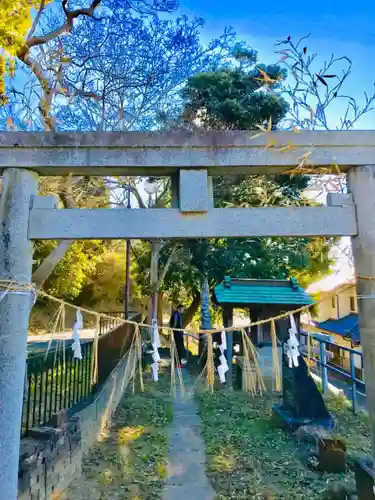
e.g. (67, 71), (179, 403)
(163, 375), (215, 500)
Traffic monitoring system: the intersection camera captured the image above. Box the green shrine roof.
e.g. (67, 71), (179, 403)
(213, 277), (314, 306)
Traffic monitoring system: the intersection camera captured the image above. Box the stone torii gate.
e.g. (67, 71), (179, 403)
(1, 130), (375, 498)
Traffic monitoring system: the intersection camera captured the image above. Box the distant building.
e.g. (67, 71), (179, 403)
(302, 280), (362, 379)
(314, 280), (357, 322)
(313, 280), (359, 343)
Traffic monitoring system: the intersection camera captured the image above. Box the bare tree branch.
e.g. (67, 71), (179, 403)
(130, 184), (147, 209)
(27, 0), (46, 40)
(158, 245), (178, 287)
(24, 0), (102, 51)
(33, 240), (73, 289)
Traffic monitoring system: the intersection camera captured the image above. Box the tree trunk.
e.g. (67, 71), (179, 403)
(32, 178), (77, 288)
(199, 276), (212, 355)
(148, 240), (161, 330)
(157, 291), (164, 327)
(183, 291), (201, 328)
(148, 241), (176, 327)
(32, 240), (73, 289)
(200, 277), (212, 330)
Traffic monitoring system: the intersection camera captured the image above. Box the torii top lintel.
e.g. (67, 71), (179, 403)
(0, 130), (374, 176)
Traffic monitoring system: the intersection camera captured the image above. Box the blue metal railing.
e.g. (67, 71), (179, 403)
(300, 331), (365, 414)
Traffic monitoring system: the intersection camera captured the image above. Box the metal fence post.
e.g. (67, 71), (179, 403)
(349, 351), (357, 414)
(319, 341), (328, 394)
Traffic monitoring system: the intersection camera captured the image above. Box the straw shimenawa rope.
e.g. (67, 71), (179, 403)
(125, 325), (144, 394)
(169, 333), (185, 397)
(36, 274), (372, 337)
(240, 329), (255, 395)
(0, 280), (36, 293)
(3, 273), (373, 397)
(135, 325), (144, 393)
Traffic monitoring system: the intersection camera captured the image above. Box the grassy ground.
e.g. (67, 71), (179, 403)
(65, 368), (173, 500)
(196, 390), (369, 500)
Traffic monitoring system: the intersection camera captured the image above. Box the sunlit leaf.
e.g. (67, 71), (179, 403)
(250, 132), (266, 139)
(331, 162), (341, 174)
(265, 138), (277, 149)
(6, 117), (16, 130)
(292, 127), (302, 134)
(278, 141), (297, 153)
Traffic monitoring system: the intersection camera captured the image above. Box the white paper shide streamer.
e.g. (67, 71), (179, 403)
(151, 319), (161, 381)
(284, 314), (300, 368)
(72, 310), (83, 360)
(217, 331), (229, 383)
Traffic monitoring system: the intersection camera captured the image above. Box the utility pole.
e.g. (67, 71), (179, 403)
(0, 168), (38, 499)
(124, 184), (131, 319)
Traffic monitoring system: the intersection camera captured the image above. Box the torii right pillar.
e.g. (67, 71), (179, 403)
(348, 165), (375, 466)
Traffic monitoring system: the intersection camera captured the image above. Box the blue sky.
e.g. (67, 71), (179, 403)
(176, 1), (371, 280)
(178, 0), (375, 129)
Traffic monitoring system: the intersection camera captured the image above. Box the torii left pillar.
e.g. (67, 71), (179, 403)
(0, 168), (38, 500)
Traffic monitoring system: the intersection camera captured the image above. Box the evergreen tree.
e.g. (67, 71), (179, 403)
(159, 45), (335, 327)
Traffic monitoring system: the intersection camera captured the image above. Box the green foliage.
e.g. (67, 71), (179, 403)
(325, 392), (370, 455)
(32, 42), (333, 318)
(65, 369), (172, 499)
(161, 47), (335, 322)
(33, 240), (103, 300)
(196, 391), (361, 499)
(77, 250), (126, 307)
(33, 176), (119, 305)
(181, 50), (289, 129)
(78, 248), (142, 309)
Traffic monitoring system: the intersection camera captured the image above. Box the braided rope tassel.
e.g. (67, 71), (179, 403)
(241, 329), (256, 396)
(123, 325), (139, 391)
(271, 320), (281, 392)
(241, 329), (266, 395)
(169, 333), (185, 397)
(135, 325), (144, 392)
(170, 333), (177, 397)
(206, 334), (215, 393)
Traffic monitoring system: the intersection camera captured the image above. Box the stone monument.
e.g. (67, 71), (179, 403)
(273, 316), (333, 430)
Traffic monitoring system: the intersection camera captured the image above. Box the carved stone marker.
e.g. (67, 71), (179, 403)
(273, 346), (333, 430)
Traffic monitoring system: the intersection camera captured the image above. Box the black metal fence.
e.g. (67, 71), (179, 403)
(22, 340), (94, 436)
(22, 311), (137, 437)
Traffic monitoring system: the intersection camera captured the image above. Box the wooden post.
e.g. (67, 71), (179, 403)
(223, 306), (233, 388)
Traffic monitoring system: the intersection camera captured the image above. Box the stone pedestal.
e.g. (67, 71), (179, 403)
(355, 458), (375, 500)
